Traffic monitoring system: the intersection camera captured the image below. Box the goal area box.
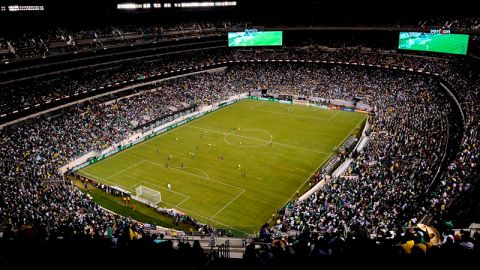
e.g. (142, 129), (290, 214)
(135, 185), (162, 204)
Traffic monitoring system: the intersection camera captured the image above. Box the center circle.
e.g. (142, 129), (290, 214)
(224, 129), (273, 148)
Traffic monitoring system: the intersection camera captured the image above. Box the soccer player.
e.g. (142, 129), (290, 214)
(168, 184), (172, 191)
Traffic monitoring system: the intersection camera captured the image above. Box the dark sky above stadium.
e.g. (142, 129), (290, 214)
(4, 0), (476, 14)
(1, 0), (476, 27)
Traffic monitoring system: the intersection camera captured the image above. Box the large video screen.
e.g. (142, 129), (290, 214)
(228, 31), (283, 47)
(398, 32), (469, 55)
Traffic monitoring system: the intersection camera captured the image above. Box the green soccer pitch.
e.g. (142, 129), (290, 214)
(77, 99), (366, 235)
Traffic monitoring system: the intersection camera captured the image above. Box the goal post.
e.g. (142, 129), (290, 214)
(135, 185), (162, 204)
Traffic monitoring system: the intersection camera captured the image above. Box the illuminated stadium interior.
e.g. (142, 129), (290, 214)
(0, 0), (479, 267)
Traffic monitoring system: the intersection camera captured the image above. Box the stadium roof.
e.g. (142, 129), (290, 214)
(0, 0), (476, 27)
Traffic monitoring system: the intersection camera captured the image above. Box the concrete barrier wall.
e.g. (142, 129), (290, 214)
(298, 175), (331, 202)
(332, 158), (353, 178)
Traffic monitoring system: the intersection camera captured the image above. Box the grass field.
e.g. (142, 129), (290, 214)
(77, 99), (366, 235)
(72, 178), (195, 232)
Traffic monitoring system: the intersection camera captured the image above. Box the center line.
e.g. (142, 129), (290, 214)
(187, 125), (330, 155)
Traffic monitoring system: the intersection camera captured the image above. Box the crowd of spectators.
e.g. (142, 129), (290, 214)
(418, 17), (480, 30)
(0, 49), (231, 115)
(0, 67), (255, 240)
(425, 58), (480, 226)
(244, 54), (479, 258)
(0, 43), (479, 260)
(265, 65), (450, 236)
(244, 225), (480, 266)
(0, 226), (209, 268)
(0, 21), (246, 61)
(1, 16), (479, 65)
(0, 45), (454, 116)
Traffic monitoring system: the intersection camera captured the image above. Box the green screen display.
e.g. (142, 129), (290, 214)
(228, 31), (283, 47)
(398, 32), (469, 55)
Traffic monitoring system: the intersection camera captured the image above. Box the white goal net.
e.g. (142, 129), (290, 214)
(135, 185), (162, 204)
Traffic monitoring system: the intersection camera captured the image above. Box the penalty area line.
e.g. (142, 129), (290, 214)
(79, 170), (247, 234)
(160, 200), (250, 235)
(210, 189), (246, 219)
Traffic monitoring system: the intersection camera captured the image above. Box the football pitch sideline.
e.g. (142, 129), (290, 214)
(77, 99), (366, 234)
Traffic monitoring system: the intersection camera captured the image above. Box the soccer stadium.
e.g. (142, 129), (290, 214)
(0, 0), (479, 267)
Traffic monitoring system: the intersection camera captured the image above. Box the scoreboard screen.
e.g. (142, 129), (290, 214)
(398, 31), (469, 55)
(228, 31), (283, 47)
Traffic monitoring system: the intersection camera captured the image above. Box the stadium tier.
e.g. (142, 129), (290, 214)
(0, 3), (480, 267)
